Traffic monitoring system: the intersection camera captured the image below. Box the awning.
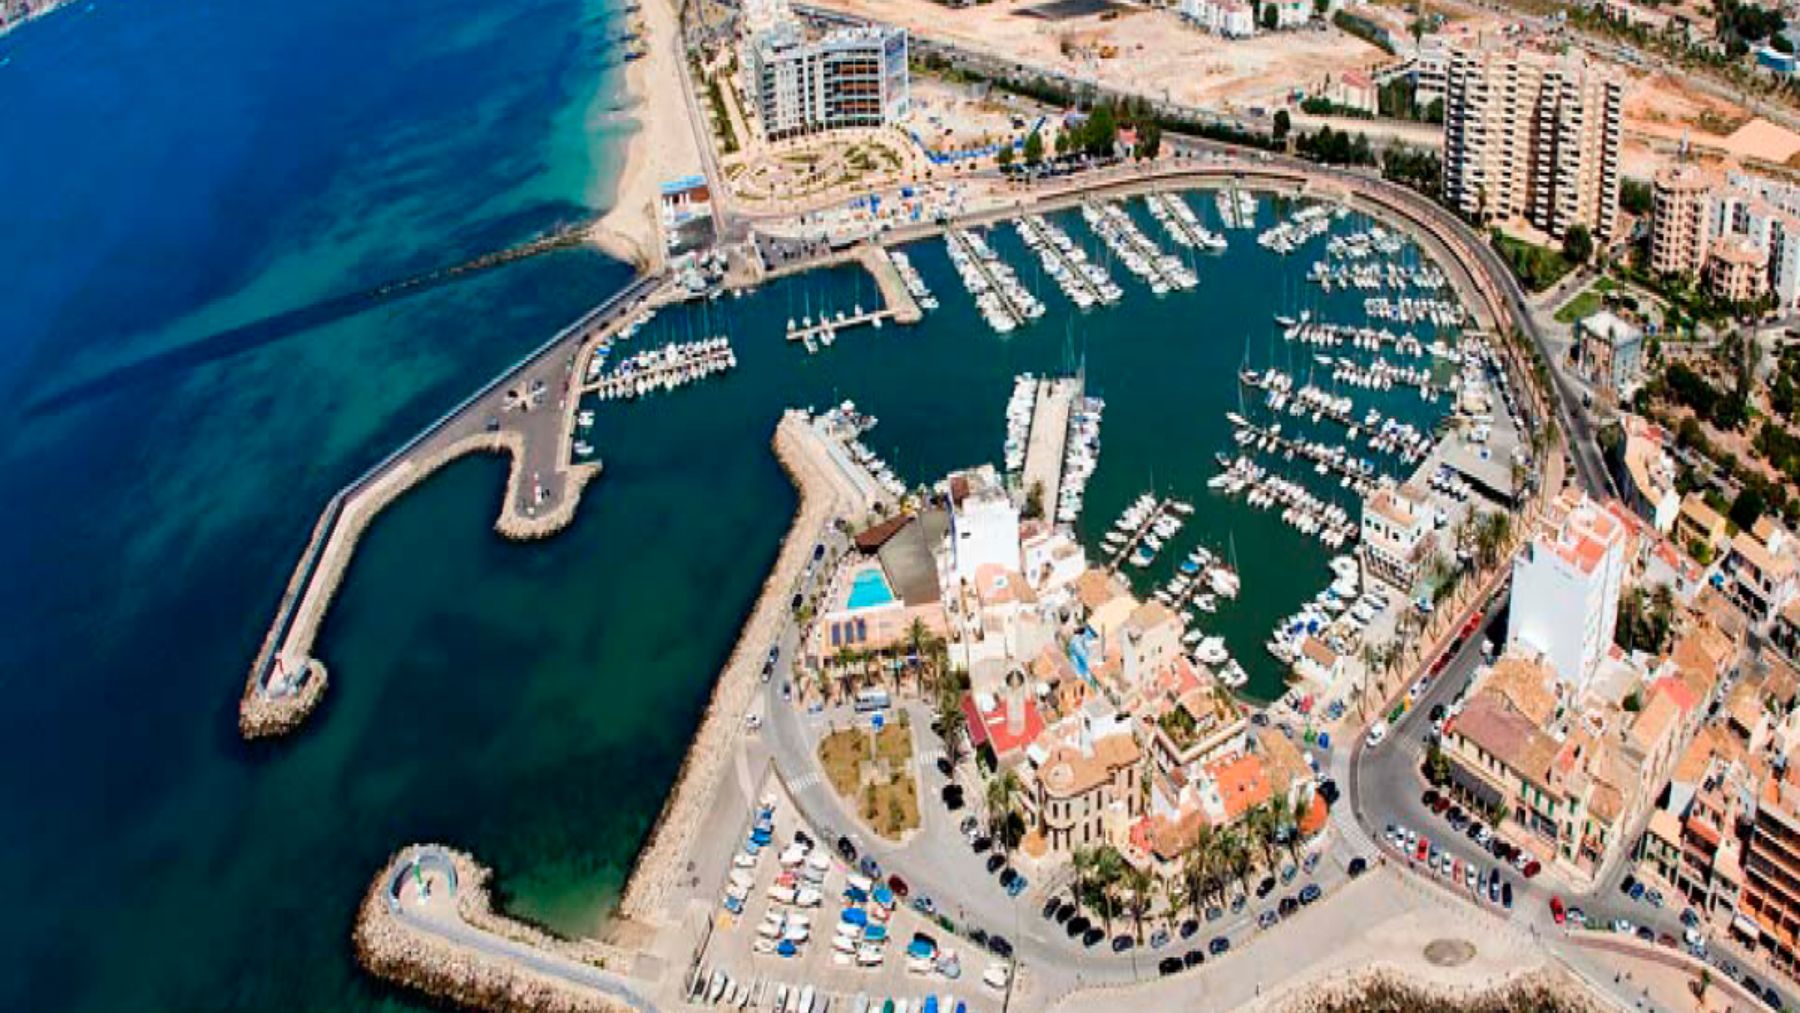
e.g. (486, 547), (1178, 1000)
(1733, 913), (1763, 940)
(1444, 756), (1505, 811)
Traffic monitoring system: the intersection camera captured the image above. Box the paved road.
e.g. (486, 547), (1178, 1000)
(1344, 588), (1800, 1012)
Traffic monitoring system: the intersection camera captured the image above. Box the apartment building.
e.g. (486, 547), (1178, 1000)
(1649, 162), (1716, 279)
(1648, 168), (1800, 309)
(1615, 414), (1679, 535)
(1507, 490), (1632, 694)
(1723, 518), (1800, 630)
(1741, 768), (1800, 973)
(746, 20), (910, 141)
(1442, 42), (1622, 240)
(1178, 0), (1255, 39)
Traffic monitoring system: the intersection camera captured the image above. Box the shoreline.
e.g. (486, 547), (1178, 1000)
(587, 0), (701, 271)
(614, 410), (875, 924)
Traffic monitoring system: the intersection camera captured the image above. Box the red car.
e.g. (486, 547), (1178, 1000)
(1415, 838), (1430, 863)
(887, 874), (910, 898)
(1549, 895), (1565, 925)
(1461, 611), (1484, 639)
(1522, 860), (1542, 879)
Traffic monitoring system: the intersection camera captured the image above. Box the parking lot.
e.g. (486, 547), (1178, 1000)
(689, 771), (1012, 1011)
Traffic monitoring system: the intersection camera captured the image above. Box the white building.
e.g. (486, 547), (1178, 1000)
(1360, 482), (1437, 593)
(1712, 171), (1800, 310)
(1179, 0), (1256, 38)
(948, 470), (1022, 586)
(746, 20), (910, 141)
(1273, 0), (1311, 29)
(1506, 491), (1631, 694)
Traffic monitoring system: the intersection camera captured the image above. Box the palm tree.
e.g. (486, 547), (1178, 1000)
(1221, 829), (1253, 896)
(1092, 846), (1126, 935)
(1124, 865), (1154, 942)
(935, 683), (969, 771)
(906, 617), (928, 692)
(1070, 846), (1095, 914)
(1181, 844), (1207, 919)
(986, 769), (1022, 855)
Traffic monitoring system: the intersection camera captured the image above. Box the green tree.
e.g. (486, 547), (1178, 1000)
(1272, 109), (1291, 142)
(1261, 2), (1279, 29)
(1024, 130), (1044, 166)
(997, 144), (1014, 169)
(1137, 121), (1162, 160)
(1620, 178), (1654, 216)
(1563, 224), (1594, 264)
(985, 768), (1023, 854)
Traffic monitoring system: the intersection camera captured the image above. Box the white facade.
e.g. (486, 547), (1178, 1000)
(1273, 0), (1311, 29)
(1179, 0), (1256, 38)
(746, 22), (910, 141)
(1506, 495), (1629, 695)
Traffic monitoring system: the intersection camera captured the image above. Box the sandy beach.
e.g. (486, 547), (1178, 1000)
(588, 0), (703, 270)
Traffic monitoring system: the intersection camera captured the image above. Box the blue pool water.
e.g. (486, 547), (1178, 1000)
(847, 568), (897, 610)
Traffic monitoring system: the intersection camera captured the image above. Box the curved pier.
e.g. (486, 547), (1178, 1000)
(239, 272), (665, 739)
(354, 844), (648, 1013)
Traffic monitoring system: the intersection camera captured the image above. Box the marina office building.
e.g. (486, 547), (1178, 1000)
(1442, 42), (1622, 241)
(745, 19), (910, 141)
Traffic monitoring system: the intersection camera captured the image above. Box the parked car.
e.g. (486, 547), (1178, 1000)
(1158, 956), (1182, 976)
(1210, 936), (1232, 955)
(1299, 884), (1321, 905)
(988, 935), (1013, 958)
(1149, 928), (1170, 949)
(1179, 918), (1199, 939)
(1183, 949), (1205, 968)
(888, 874), (909, 899)
(985, 853), (1006, 874)
(1082, 926), (1104, 947)
(1347, 857), (1368, 878)
(1258, 911), (1279, 930)
(1112, 935), (1134, 953)
(1066, 916), (1091, 938)
(1549, 895), (1565, 925)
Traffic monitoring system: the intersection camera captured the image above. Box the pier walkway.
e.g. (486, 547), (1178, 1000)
(1021, 377), (1076, 513)
(1015, 216), (1105, 308)
(240, 271), (666, 739)
(785, 308), (897, 352)
(945, 229), (1026, 322)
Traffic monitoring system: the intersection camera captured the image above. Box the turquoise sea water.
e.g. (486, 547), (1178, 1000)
(0, 0), (1459, 1007)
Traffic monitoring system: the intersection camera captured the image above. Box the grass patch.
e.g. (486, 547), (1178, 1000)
(819, 723), (918, 838)
(1492, 232), (1576, 294)
(1554, 285), (1607, 324)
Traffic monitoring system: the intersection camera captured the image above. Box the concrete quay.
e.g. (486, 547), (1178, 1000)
(239, 272), (665, 740)
(615, 410), (875, 925)
(354, 845), (648, 1013)
(1020, 377), (1076, 513)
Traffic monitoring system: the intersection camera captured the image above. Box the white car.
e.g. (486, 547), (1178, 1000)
(1613, 918), (1633, 934)
(1366, 720), (1388, 748)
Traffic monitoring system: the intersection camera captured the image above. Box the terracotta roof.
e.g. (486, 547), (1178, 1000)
(1629, 687), (1681, 753)
(1451, 690), (1557, 789)
(1125, 600), (1179, 636)
(1075, 569), (1126, 610)
(1039, 732), (1140, 800)
(854, 514), (912, 551)
(1206, 752), (1273, 822)
(963, 692), (1044, 758)
(1485, 656), (1559, 727)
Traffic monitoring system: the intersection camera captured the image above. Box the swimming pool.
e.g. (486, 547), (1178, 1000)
(846, 568), (897, 610)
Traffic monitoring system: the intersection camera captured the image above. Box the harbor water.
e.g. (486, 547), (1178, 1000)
(0, 0), (1461, 1006)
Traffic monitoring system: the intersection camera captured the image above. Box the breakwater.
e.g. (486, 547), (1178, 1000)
(615, 410), (875, 923)
(239, 272), (664, 739)
(354, 845), (646, 1013)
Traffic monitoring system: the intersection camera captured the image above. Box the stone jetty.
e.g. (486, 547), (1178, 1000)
(616, 410), (873, 923)
(354, 845), (644, 1013)
(240, 272), (662, 740)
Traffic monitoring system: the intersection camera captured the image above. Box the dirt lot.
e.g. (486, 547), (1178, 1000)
(811, 0), (1383, 109)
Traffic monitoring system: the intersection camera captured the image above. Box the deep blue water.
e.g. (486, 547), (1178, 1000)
(0, 0), (1464, 1008)
(0, 0), (636, 1007)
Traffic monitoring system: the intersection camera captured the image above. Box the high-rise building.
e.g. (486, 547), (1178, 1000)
(1506, 490), (1631, 693)
(1442, 42), (1622, 240)
(1743, 770), (1800, 975)
(1650, 162), (1716, 279)
(746, 20), (909, 142)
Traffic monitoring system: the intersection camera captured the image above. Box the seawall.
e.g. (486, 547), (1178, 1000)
(354, 845), (645, 1013)
(240, 272), (663, 740)
(615, 410), (870, 923)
